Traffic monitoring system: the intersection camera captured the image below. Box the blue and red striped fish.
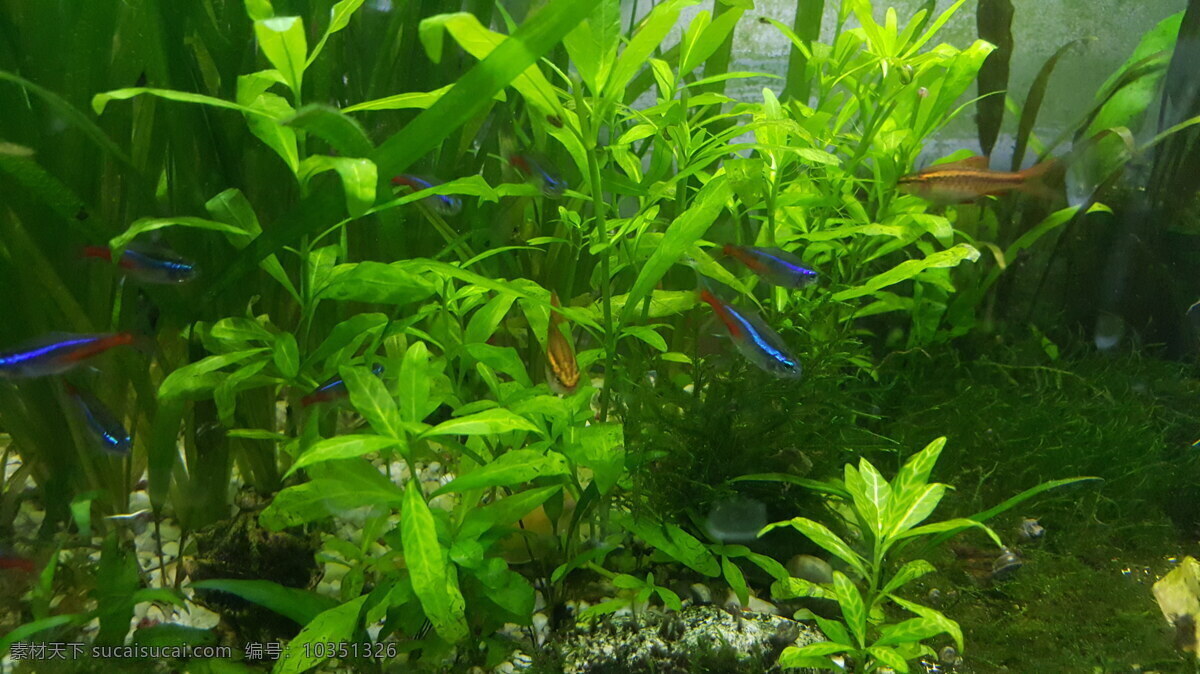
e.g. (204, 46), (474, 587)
(509, 154), (567, 198)
(698, 288), (802, 379)
(723, 245), (818, 289)
(0, 333), (136, 379)
(301, 363), (385, 407)
(64, 382), (132, 455)
(82, 245), (197, 284)
(390, 175), (463, 216)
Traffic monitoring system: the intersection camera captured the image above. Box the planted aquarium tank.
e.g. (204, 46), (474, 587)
(2, 0), (1200, 671)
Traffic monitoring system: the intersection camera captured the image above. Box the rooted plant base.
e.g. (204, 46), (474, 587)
(185, 509), (319, 650)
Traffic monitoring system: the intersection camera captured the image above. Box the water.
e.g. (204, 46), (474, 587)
(0, 0), (1198, 672)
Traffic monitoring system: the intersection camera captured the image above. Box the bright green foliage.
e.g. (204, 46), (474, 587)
(766, 437), (1094, 672)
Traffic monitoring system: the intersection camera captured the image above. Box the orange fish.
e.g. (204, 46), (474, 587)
(898, 155), (1059, 204)
(545, 293), (580, 395)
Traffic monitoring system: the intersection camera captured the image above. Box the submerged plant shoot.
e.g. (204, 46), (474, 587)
(2, 0), (1200, 671)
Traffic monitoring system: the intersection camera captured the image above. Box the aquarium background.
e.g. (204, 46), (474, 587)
(1, 0), (1199, 672)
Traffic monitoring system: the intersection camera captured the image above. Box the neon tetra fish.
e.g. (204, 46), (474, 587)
(545, 293), (580, 395)
(510, 154), (567, 198)
(698, 286), (802, 379)
(82, 245), (197, 284)
(64, 382), (132, 455)
(0, 333), (136, 379)
(897, 155), (1059, 204)
(390, 175), (463, 216)
(301, 363), (385, 407)
(723, 245), (818, 289)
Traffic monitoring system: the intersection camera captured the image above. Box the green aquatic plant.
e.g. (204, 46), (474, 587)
(762, 437), (1096, 672)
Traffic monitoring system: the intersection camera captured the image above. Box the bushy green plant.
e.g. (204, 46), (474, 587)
(760, 437), (1093, 672)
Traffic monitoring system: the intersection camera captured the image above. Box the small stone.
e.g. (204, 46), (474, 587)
(787, 554), (833, 585)
(689, 582), (713, 605)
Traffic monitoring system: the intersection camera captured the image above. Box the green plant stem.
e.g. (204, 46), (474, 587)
(572, 81), (616, 421)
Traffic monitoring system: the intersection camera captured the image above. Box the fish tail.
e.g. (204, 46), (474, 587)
(1015, 159), (1063, 200)
(724, 244), (765, 273)
(63, 333), (135, 364)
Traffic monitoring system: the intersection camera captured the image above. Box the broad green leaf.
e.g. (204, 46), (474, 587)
(433, 449), (567, 495)
(874, 616), (949, 648)
(563, 422), (624, 494)
(398, 341), (431, 423)
(298, 155), (377, 217)
(621, 325), (668, 352)
(284, 104), (374, 157)
(867, 645), (910, 672)
(308, 0), (366, 66)
(274, 596), (367, 674)
(890, 437), (945, 505)
(621, 176), (731, 322)
(777, 651), (842, 669)
(159, 349), (269, 400)
(621, 516), (720, 577)
(215, 360), (270, 426)
(344, 85), (507, 112)
(722, 556), (749, 607)
(813, 614), (852, 647)
(1085, 13), (1181, 136)
(422, 408), (541, 437)
(832, 244), (980, 301)
(465, 294), (518, 344)
(770, 576), (836, 601)
(459, 344), (532, 388)
(255, 17), (307, 96)
(285, 435), (399, 478)
(563, 0), (620, 95)
(191, 580), (336, 625)
(341, 365), (403, 439)
(319, 262), (436, 305)
(898, 518), (1002, 547)
(881, 559), (936, 596)
(0, 616), (78, 656)
(782, 642), (854, 657)
(461, 484), (562, 537)
(402, 485), (468, 643)
(885, 483), (946, 537)
(306, 313), (388, 366)
(764, 518), (867, 578)
(273, 333), (299, 379)
(244, 0), (273, 20)
(857, 458), (892, 517)
(843, 464), (880, 537)
(110, 217), (248, 252)
(889, 594), (964, 651)
(259, 459), (405, 529)
(833, 571), (866, 647)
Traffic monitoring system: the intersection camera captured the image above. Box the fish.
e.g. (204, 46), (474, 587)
(510, 153), (567, 198)
(301, 363), (385, 407)
(723, 244), (818, 288)
(545, 293), (580, 395)
(390, 175), (463, 216)
(0, 332), (136, 379)
(0, 548), (34, 573)
(64, 382), (132, 455)
(897, 155), (1060, 204)
(698, 287), (802, 378)
(81, 245), (197, 284)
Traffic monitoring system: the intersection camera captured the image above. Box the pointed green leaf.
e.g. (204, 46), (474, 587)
(402, 485), (468, 643)
(284, 104), (374, 157)
(898, 517), (1002, 547)
(273, 333), (299, 379)
(422, 408), (542, 437)
(275, 595), (367, 674)
(885, 483), (946, 537)
(319, 262), (436, 305)
(255, 16), (307, 96)
(308, 0), (366, 65)
(723, 556), (749, 607)
(341, 365), (403, 439)
(432, 449), (568, 495)
(159, 349), (269, 400)
(891, 437), (945, 505)
(190, 580), (336, 625)
(889, 594), (964, 651)
(833, 244), (981, 301)
(867, 645), (910, 672)
(298, 155), (377, 217)
(833, 571), (866, 647)
(285, 435), (399, 478)
(398, 341), (431, 423)
(772, 517), (867, 578)
(881, 559), (937, 597)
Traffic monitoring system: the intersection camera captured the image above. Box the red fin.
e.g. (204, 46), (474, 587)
(723, 244), (764, 273)
(64, 333), (134, 364)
